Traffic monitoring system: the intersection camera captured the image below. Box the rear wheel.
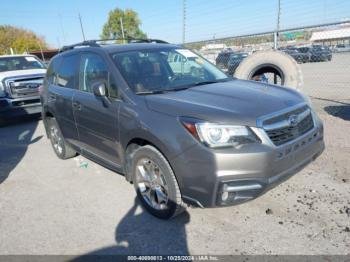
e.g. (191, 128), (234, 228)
(48, 118), (76, 159)
(131, 145), (184, 219)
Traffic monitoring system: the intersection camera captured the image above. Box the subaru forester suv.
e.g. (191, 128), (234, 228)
(41, 39), (325, 219)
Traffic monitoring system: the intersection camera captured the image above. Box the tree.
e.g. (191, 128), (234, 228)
(101, 8), (147, 40)
(0, 25), (48, 55)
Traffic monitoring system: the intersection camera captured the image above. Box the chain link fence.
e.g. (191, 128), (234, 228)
(186, 21), (350, 118)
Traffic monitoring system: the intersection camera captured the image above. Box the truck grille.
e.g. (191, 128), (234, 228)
(5, 76), (43, 98)
(263, 105), (314, 146)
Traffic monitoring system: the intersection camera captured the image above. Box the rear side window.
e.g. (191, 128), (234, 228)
(46, 56), (62, 85)
(56, 54), (78, 89)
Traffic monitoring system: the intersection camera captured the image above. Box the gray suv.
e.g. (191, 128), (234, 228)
(41, 39), (325, 219)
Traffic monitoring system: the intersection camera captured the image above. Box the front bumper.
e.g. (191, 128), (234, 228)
(172, 115), (325, 208)
(0, 97), (42, 120)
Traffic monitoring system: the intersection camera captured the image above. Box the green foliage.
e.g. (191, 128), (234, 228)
(0, 25), (48, 55)
(101, 8), (146, 40)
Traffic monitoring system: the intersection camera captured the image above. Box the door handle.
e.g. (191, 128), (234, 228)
(72, 101), (82, 110)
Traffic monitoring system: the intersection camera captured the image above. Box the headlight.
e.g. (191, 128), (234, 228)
(0, 82), (5, 97)
(181, 118), (260, 148)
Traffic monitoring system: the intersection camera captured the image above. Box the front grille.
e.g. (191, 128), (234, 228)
(12, 98), (40, 107)
(6, 77), (43, 98)
(264, 106), (314, 146)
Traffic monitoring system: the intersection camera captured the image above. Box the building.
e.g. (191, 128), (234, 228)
(310, 26), (350, 45)
(29, 49), (59, 63)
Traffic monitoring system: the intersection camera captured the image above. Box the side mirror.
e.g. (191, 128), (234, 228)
(92, 81), (107, 97)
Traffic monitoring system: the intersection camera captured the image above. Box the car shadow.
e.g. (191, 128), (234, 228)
(324, 105), (350, 121)
(70, 197), (191, 261)
(0, 114), (42, 184)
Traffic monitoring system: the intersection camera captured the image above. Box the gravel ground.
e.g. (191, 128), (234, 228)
(0, 111), (349, 256)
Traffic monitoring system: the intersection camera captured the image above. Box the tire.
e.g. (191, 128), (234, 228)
(47, 118), (77, 159)
(131, 145), (184, 219)
(234, 50), (303, 90)
(0, 118), (6, 128)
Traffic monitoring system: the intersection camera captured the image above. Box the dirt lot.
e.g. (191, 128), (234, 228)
(0, 110), (349, 256)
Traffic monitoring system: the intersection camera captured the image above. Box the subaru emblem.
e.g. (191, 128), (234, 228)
(288, 114), (299, 127)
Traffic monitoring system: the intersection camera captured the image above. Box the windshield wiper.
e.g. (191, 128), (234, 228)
(135, 79), (231, 95)
(192, 78), (231, 87)
(136, 86), (190, 95)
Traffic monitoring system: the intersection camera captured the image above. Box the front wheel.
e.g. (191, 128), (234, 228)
(131, 145), (184, 219)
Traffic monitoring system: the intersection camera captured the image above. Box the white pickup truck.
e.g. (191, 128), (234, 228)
(0, 55), (46, 125)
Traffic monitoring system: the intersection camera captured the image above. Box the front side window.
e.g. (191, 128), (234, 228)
(79, 53), (108, 93)
(111, 48), (229, 94)
(79, 53), (119, 98)
(0, 56), (45, 72)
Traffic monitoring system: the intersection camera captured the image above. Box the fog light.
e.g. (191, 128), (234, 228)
(221, 191), (229, 201)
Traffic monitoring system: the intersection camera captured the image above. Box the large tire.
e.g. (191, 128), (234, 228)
(47, 118), (77, 159)
(234, 50), (303, 90)
(131, 145), (184, 219)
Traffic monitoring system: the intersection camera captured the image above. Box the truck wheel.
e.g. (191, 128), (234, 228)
(234, 50), (303, 90)
(48, 118), (77, 159)
(131, 145), (184, 219)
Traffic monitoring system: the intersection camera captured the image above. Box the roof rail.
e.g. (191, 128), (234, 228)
(59, 38), (169, 53)
(59, 40), (100, 53)
(93, 38), (168, 44)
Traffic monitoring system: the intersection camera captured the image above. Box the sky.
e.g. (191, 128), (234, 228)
(1, 0), (349, 48)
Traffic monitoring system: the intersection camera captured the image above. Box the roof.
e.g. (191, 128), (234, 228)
(56, 43), (181, 58)
(58, 39), (179, 54)
(310, 27), (350, 41)
(102, 43), (181, 53)
(30, 49), (59, 54)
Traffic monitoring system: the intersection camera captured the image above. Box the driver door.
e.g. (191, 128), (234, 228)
(73, 52), (122, 166)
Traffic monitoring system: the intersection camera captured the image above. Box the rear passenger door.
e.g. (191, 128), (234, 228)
(73, 52), (122, 166)
(48, 53), (80, 146)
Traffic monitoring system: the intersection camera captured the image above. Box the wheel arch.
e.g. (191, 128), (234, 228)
(123, 137), (184, 191)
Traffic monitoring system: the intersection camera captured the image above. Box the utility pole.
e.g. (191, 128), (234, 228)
(58, 13), (66, 45)
(120, 17), (125, 41)
(56, 37), (61, 49)
(274, 0), (281, 50)
(79, 13), (86, 41)
(38, 42), (45, 61)
(182, 0), (186, 44)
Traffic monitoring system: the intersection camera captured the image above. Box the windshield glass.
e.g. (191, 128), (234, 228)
(111, 48), (229, 94)
(0, 56), (45, 72)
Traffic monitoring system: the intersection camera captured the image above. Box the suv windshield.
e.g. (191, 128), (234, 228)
(111, 48), (229, 94)
(0, 56), (45, 72)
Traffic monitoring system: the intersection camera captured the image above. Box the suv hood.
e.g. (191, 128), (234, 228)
(0, 69), (46, 80)
(145, 79), (306, 127)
